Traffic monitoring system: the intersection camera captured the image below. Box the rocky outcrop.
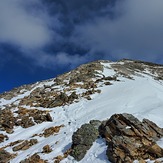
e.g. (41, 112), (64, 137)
(54, 149), (72, 163)
(0, 107), (53, 132)
(57, 61), (103, 85)
(111, 59), (163, 80)
(20, 153), (47, 163)
(70, 114), (163, 162)
(0, 108), (16, 133)
(12, 139), (38, 151)
(99, 113), (163, 163)
(42, 145), (52, 153)
(20, 90), (79, 108)
(70, 120), (101, 161)
(43, 125), (64, 138)
(0, 84), (33, 100)
(0, 134), (8, 143)
(0, 149), (16, 163)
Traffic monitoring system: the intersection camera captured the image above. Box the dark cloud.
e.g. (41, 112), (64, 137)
(1, 0), (163, 71)
(72, 0), (163, 63)
(0, 0), (116, 69)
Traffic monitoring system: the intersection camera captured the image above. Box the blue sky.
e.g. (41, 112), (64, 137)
(1, 0), (163, 93)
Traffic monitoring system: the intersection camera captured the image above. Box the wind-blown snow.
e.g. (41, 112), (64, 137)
(0, 61), (163, 163)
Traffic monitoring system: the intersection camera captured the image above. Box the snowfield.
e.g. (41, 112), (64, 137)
(0, 61), (163, 163)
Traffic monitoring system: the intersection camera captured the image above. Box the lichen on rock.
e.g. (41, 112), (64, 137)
(70, 120), (101, 161)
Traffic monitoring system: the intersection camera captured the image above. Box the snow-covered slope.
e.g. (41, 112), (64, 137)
(0, 60), (163, 163)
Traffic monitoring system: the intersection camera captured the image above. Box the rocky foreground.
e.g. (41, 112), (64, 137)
(1, 113), (163, 163)
(70, 113), (163, 163)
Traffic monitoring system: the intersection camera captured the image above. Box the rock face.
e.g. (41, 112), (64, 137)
(70, 120), (101, 161)
(99, 113), (163, 163)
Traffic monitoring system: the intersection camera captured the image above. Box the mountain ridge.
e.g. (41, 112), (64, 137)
(1, 59), (163, 97)
(0, 59), (163, 163)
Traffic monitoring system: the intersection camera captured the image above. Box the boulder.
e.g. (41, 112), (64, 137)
(99, 113), (163, 163)
(70, 120), (101, 161)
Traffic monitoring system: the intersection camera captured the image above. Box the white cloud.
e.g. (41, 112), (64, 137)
(0, 0), (58, 49)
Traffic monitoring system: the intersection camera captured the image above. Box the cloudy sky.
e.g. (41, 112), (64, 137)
(1, 0), (163, 92)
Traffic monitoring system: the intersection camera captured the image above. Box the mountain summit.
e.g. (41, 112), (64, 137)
(0, 60), (163, 163)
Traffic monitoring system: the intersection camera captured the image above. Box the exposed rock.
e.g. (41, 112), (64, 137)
(17, 107), (52, 122)
(13, 139), (38, 151)
(0, 149), (16, 163)
(99, 113), (163, 163)
(21, 90), (78, 108)
(68, 61), (103, 84)
(12, 61), (104, 109)
(0, 107), (53, 132)
(54, 149), (72, 163)
(42, 145), (52, 153)
(33, 112), (53, 124)
(47, 91), (78, 107)
(0, 134), (8, 143)
(43, 125), (64, 137)
(20, 153), (47, 163)
(103, 76), (117, 81)
(70, 120), (101, 161)
(9, 140), (24, 147)
(68, 92), (78, 102)
(17, 116), (35, 128)
(85, 96), (92, 100)
(45, 113), (53, 122)
(0, 84), (33, 101)
(0, 108), (16, 132)
(104, 82), (112, 85)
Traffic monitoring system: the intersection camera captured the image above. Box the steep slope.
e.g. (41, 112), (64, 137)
(0, 59), (163, 163)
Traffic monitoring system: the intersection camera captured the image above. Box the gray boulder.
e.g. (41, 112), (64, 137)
(70, 120), (101, 161)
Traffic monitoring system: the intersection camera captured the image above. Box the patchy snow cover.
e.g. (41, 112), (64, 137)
(0, 80), (55, 108)
(100, 62), (116, 77)
(0, 61), (163, 163)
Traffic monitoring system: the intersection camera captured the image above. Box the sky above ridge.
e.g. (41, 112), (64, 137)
(1, 0), (163, 93)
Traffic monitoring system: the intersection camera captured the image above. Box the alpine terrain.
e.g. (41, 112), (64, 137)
(0, 59), (163, 163)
